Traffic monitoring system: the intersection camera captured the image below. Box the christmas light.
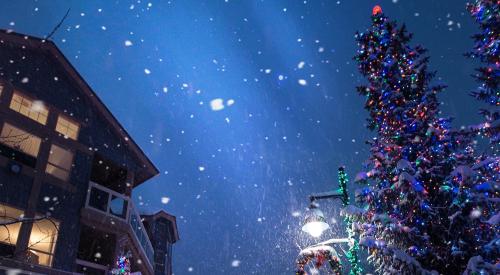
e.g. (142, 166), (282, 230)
(337, 167), (362, 275)
(350, 4), (499, 273)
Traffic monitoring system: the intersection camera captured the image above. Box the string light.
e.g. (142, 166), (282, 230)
(351, 4), (499, 273)
(112, 252), (131, 275)
(338, 167), (363, 275)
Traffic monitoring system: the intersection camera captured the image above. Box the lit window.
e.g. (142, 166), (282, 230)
(9, 91), (49, 125)
(0, 123), (41, 157)
(46, 144), (73, 181)
(0, 204), (24, 250)
(0, 84), (4, 97)
(55, 116), (79, 140)
(28, 217), (59, 266)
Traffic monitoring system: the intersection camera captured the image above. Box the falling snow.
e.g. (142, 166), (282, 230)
(0, 1), (491, 274)
(209, 98), (225, 111)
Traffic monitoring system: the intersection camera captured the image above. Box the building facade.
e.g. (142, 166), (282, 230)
(0, 30), (178, 275)
(141, 211), (179, 275)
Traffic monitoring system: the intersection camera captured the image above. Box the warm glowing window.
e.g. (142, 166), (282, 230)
(28, 217), (59, 266)
(0, 123), (41, 157)
(0, 204), (24, 249)
(55, 115), (79, 140)
(9, 91), (49, 125)
(46, 144), (73, 181)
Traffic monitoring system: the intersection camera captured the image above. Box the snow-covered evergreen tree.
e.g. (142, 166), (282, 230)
(466, 0), (500, 147)
(459, 1), (500, 271)
(351, 6), (499, 274)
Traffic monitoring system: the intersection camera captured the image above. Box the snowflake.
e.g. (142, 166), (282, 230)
(231, 260), (241, 267)
(210, 98), (224, 111)
(161, 197), (170, 204)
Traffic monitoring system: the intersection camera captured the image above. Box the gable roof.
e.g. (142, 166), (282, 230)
(0, 29), (159, 185)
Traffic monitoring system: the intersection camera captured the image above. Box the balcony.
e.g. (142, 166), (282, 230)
(86, 181), (129, 220)
(82, 181), (155, 274)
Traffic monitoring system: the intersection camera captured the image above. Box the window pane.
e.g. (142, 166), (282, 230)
(9, 92), (49, 125)
(55, 116), (79, 140)
(0, 123), (41, 157)
(19, 105), (31, 117)
(11, 93), (22, 106)
(28, 218), (59, 266)
(110, 196), (127, 219)
(88, 187), (109, 212)
(9, 100), (20, 112)
(46, 144), (73, 181)
(47, 145), (73, 170)
(0, 204), (24, 247)
(45, 164), (70, 181)
(27, 250), (52, 266)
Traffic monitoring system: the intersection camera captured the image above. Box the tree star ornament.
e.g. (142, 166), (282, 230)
(372, 5), (383, 16)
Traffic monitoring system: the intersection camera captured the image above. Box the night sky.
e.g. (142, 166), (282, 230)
(0, 0), (486, 274)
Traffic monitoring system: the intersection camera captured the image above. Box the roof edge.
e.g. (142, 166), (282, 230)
(0, 29), (159, 185)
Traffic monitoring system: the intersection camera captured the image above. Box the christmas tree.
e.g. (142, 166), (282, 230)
(460, 2), (500, 272)
(112, 252), (132, 275)
(351, 6), (499, 274)
(466, 0), (500, 147)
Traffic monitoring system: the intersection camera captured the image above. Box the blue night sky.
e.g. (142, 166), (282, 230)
(0, 0), (485, 274)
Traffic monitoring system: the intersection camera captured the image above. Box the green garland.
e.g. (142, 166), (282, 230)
(338, 167), (349, 207)
(338, 167), (363, 275)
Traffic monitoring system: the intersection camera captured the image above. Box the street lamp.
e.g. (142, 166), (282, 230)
(302, 190), (344, 238)
(301, 204), (329, 238)
(298, 167), (362, 275)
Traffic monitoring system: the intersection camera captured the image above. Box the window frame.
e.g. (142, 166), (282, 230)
(9, 91), (49, 125)
(45, 143), (74, 182)
(0, 203), (25, 248)
(55, 115), (80, 141)
(27, 215), (59, 267)
(0, 121), (42, 160)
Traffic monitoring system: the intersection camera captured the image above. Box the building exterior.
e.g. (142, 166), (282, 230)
(0, 30), (178, 275)
(141, 211), (179, 275)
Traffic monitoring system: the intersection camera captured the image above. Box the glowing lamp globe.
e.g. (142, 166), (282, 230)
(372, 5), (383, 16)
(302, 208), (329, 238)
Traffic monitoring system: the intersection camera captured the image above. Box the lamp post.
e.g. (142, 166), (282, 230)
(301, 172), (347, 238)
(300, 167), (362, 275)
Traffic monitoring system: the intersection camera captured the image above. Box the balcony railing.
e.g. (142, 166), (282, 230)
(129, 202), (155, 264)
(85, 181), (155, 267)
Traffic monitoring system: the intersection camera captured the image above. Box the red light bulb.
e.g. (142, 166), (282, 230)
(372, 5), (383, 15)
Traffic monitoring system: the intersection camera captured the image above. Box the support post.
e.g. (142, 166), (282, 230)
(338, 166), (362, 275)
